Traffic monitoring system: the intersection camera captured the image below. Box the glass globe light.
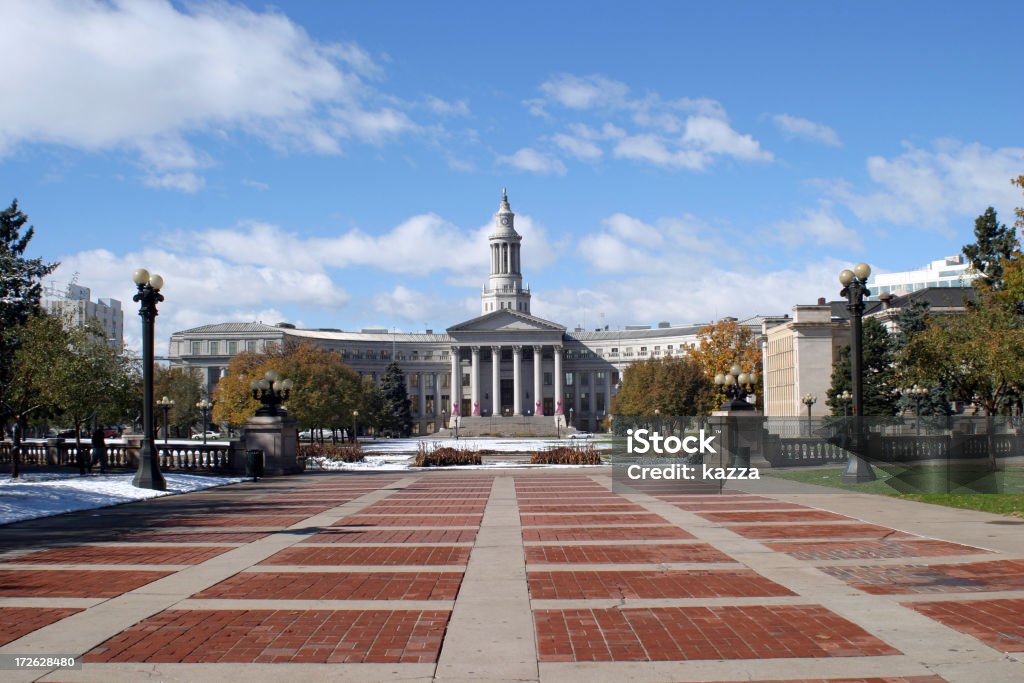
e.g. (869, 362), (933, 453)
(853, 262), (871, 280)
(839, 269), (854, 286)
(132, 268), (150, 285)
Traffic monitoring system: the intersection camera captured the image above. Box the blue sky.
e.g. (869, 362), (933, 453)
(1, 0), (1022, 351)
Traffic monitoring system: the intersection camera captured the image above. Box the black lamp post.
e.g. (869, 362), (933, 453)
(839, 263), (877, 483)
(903, 384), (929, 436)
(157, 396), (174, 446)
(441, 408), (448, 435)
(802, 394), (817, 436)
(132, 268), (167, 491)
(250, 371), (293, 417)
(196, 398), (213, 444)
(714, 364), (759, 411)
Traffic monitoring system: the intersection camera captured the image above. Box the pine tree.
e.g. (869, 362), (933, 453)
(378, 362), (413, 437)
(1, 199), (59, 423)
(826, 318), (898, 416)
(963, 207), (1019, 290)
(892, 299), (951, 416)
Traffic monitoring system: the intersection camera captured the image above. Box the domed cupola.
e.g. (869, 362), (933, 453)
(482, 188), (531, 315)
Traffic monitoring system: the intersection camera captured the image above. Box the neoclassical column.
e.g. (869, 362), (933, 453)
(470, 346), (481, 415)
(512, 345), (523, 415)
(450, 346), (461, 419)
(490, 345), (501, 416)
(554, 347), (564, 414)
(418, 372), (426, 419)
(605, 368), (613, 413)
(574, 368), (582, 419)
(433, 371), (441, 417)
(532, 345), (543, 416)
(587, 371), (596, 416)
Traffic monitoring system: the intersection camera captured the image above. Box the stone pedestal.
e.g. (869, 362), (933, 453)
(710, 408), (770, 468)
(243, 415), (301, 476)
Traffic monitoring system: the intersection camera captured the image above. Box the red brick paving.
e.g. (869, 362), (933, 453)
(358, 505), (487, 514)
(535, 605), (900, 661)
(698, 510), (854, 523)
(525, 543), (733, 565)
(195, 571), (462, 600)
(334, 515), (482, 527)
(522, 526), (694, 542)
(728, 523), (910, 540)
(821, 559), (1024, 595)
(905, 598), (1024, 652)
(1, 545), (234, 565)
(766, 539), (990, 560)
(0, 569), (171, 597)
(302, 528), (478, 544)
(657, 495), (772, 502)
(518, 504), (646, 513)
(520, 513), (668, 526)
(154, 515), (309, 528)
(673, 502), (811, 511)
(260, 545), (471, 566)
(83, 609), (450, 663)
(114, 531), (271, 543)
(528, 569), (793, 599)
(0, 607), (83, 646)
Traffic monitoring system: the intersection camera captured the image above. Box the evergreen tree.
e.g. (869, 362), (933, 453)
(826, 318), (898, 416)
(892, 299), (951, 416)
(1, 199), (59, 422)
(378, 362), (413, 437)
(963, 207), (1019, 290)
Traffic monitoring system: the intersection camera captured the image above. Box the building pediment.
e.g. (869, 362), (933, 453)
(448, 310), (566, 334)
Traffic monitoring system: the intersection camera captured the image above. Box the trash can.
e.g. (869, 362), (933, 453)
(245, 449), (264, 481)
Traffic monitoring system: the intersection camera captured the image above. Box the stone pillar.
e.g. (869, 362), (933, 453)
(532, 345), (543, 416)
(470, 346), (481, 415)
(450, 346), (461, 421)
(554, 347), (564, 414)
(512, 345), (523, 415)
(418, 372), (426, 419)
(490, 346), (501, 416)
(588, 371), (597, 415)
(574, 369), (582, 419)
(433, 372), (441, 417)
(605, 369), (613, 413)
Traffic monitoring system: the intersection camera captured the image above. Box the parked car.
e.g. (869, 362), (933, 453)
(568, 431), (593, 440)
(191, 431), (222, 441)
(299, 428), (345, 440)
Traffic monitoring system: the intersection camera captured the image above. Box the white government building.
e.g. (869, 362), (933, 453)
(168, 191), (776, 434)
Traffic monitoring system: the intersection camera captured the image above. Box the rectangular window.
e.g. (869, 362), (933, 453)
(410, 374), (420, 388)
(462, 372), (470, 387)
(246, 341), (257, 352)
(565, 372), (574, 386)
(228, 341), (238, 355)
(544, 371), (552, 386)
(209, 341), (219, 355)
(597, 393), (606, 412)
(190, 341), (201, 355)
(581, 373), (590, 387)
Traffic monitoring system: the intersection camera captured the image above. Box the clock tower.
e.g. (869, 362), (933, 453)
(482, 189), (532, 315)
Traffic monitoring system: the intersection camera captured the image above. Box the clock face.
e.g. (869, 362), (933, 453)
(501, 216), (510, 226)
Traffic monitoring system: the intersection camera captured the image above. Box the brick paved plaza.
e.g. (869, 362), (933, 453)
(0, 469), (1022, 682)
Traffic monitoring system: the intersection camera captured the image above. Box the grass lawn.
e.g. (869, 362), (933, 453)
(765, 465), (1024, 517)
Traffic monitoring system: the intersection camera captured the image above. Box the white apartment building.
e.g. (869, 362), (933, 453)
(871, 255), (977, 298)
(43, 282), (124, 351)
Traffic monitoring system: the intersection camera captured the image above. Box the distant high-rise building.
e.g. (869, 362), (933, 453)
(43, 281), (124, 351)
(870, 255), (977, 298)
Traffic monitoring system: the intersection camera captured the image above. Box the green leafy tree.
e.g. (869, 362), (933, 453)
(826, 318), (898, 416)
(154, 367), (203, 437)
(613, 356), (715, 418)
(0, 199), (59, 424)
(378, 362), (413, 437)
(892, 299), (951, 416)
(688, 318), (762, 408)
(963, 207), (1019, 290)
(274, 341), (362, 440)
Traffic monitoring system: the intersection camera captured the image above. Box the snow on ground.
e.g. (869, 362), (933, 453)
(0, 472), (245, 526)
(307, 455), (603, 472)
(359, 436), (613, 454)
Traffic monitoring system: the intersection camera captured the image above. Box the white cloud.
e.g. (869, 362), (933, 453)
(527, 73), (771, 172)
(579, 212), (730, 273)
(241, 178), (270, 191)
(771, 114), (842, 147)
(424, 96), (471, 117)
(538, 73), (631, 110)
(0, 0), (435, 188)
(496, 148), (567, 175)
(772, 205), (860, 248)
(829, 140), (1024, 230)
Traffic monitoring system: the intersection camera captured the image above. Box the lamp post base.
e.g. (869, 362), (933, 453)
(133, 441), (167, 490)
(841, 454), (877, 484)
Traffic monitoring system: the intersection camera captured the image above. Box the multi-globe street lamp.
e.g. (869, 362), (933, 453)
(132, 268), (167, 491)
(196, 398), (213, 444)
(250, 371), (293, 417)
(839, 263), (876, 483)
(838, 390), (852, 417)
(802, 394), (817, 436)
(157, 396), (175, 446)
(714, 364), (759, 411)
(903, 384), (929, 436)
(352, 409), (359, 443)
